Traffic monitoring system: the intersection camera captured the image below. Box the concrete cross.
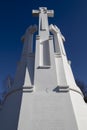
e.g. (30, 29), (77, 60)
(32, 7), (54, 32)
(32, 7), (54, 17)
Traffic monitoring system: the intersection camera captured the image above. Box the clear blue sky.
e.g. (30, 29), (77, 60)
(0, 0), (87, 90)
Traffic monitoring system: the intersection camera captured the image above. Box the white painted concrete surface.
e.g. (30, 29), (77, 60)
(0, 7), (87, 130)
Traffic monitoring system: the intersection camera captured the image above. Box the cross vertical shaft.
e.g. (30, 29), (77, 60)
(32, 7), (54, 38)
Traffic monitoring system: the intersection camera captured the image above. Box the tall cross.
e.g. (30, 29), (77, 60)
(32, 7), (54, 34)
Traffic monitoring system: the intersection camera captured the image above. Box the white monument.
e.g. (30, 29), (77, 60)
(0, 7), (87, 130)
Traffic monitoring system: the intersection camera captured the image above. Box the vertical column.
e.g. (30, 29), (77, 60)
(39, 8), (50, 67)
(33, 7), (54, 68)
(50, 24), (66, 56)
(21, 25), (37, 57)
(50, 24), (69, 89)
(33, 7), (58, 91)
(13, 25), (37, 89)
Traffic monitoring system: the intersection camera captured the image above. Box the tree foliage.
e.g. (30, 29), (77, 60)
(76, 79), (87, 103)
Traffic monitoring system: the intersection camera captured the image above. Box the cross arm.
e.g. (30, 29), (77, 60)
(32, 7), (54, 17)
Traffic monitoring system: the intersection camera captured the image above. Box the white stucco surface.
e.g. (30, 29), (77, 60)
(15, 91), (79, 130)
(0, 7), (87, 130)
(70, 90), (87, 130)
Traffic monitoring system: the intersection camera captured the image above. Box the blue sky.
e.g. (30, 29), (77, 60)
(0, 0), (87, 91)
